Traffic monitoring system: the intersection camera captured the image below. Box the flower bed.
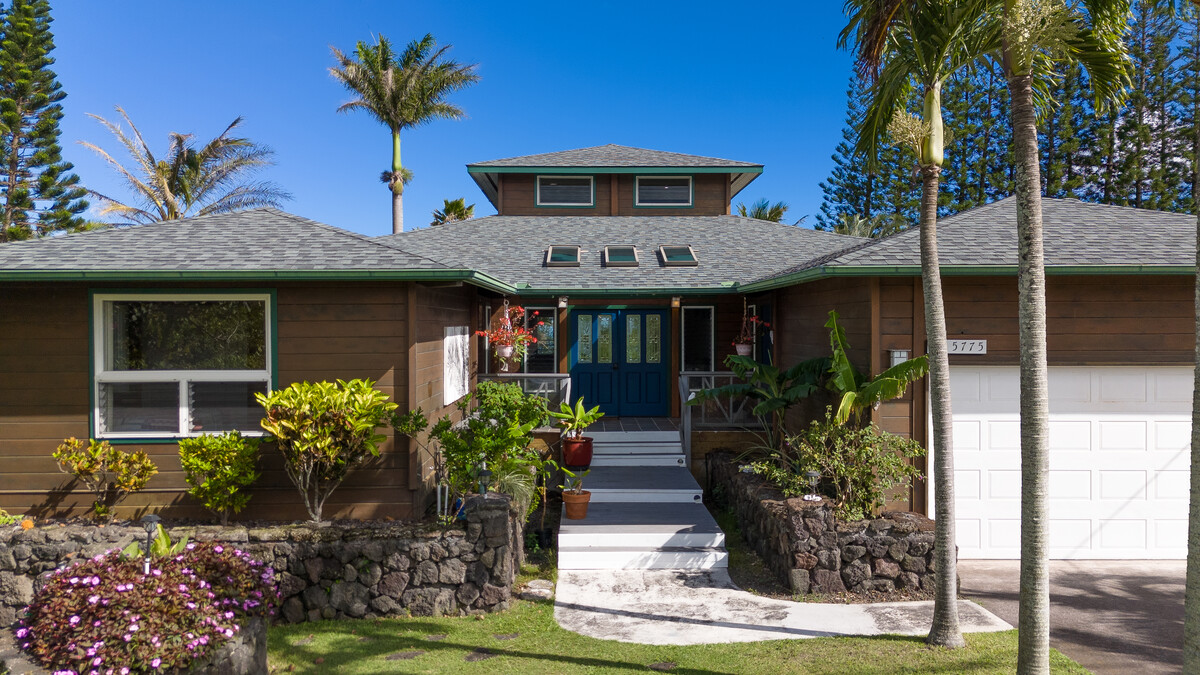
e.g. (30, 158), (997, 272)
(711, 452), (939, 596)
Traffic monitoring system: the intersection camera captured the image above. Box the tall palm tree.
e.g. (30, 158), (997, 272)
(735, 198), (790, 222)
(80, 107), (289, 224)
(431, 197), (474, 226)
(991, 2), (1131, 672)
(1189, 7), (1200, 671)
(841, 0), (996, 649)
(330, 34), (479, 233)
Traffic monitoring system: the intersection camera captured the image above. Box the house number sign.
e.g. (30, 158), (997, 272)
(948, 339), (987, 355)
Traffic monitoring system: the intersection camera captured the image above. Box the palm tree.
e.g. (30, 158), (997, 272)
(430, 197), (474, 226)
(80, 107), (289, 224)
(833, 213), (908, 238)
(330, 34), (479, 234)
(991, 2), (1131, 671)
(735, 198), (790, 222)
(841, 0), (996, 649)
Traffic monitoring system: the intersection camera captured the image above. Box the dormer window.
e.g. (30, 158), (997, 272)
(536, 176), (594, 207)
(636, 176), (692, 207)
(546, 245), (581, 267)
(604, 246), (639, 267)
(659, 245), (698, 266)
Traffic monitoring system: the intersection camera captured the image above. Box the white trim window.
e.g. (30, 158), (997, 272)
(680, 305), (715, 372)
(93, 293), (272, 438)
(536, 175), (594, 206)
(636, 176), (693, 206)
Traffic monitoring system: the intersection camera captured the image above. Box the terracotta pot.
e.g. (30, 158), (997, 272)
(735, 343), (753, 356)
(562, 436), (593, 469)
(496, 344), (515, 358)
(562, 490), (591, 520)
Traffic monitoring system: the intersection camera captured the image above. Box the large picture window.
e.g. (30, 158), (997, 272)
(93, 293), (272, 438)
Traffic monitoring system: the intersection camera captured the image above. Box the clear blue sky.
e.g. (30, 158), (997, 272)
(51, 1), (856, 237)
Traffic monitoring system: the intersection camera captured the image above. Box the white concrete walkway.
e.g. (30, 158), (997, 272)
(555, 569), (1012, 645)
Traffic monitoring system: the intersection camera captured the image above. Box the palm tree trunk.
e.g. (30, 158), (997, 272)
(920, 162), (965, 649)
(1010, 70), (1051, 675)
(391, 131), (404, 233)
(1183, 88), (1200, 673)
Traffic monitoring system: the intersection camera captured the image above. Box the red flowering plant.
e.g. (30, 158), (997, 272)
(733, 313), (770, 346)
(476, 304), (541, 362)
(13, 541), (277, 674)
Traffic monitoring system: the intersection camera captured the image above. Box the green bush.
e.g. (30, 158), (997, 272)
(179, 431), (261, 525)
(473, 380), (550, 429)
(0, 508), (22, 526)
(257, 378), (398, 522)
(52, 438), (157, 522)
(749, 408), (925, 521)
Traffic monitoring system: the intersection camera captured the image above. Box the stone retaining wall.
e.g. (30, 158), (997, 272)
(711, 453), (938, 595)
(0, 494), (521, 628)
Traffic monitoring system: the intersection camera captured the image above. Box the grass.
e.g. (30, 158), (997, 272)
(268, 599), (1089, 674)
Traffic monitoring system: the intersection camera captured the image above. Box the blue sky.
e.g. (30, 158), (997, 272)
(52, 1), (856, 237)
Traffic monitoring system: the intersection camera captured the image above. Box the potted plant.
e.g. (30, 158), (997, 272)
(550, 397), (605, 469)
(560, 468), (591, 520)
(733, 308), (769, 357)
(475, 303), (540, 370)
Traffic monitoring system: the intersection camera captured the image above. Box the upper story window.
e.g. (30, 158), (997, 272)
(636, 176), (692, 207)
(93, 293), (272, 439)
(604, 245), (639, 267)
(546, 245), (581, 267)
(536, 176), (594, 207)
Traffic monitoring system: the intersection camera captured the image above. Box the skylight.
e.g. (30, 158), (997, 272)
(659, 245), (698, 266)
(546, 245), (581, 267)
(604, 245), (639, 267)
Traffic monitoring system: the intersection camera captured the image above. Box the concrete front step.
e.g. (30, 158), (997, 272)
(559, 503), (725, 549)
(557, 546), (729, 570)
(590, 454), (685, 467)
(592, 445), (683, 457)
(585, 465), (703, 503)
(588, 431), (681, 444)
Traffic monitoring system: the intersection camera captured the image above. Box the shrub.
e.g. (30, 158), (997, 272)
(256, 378), (398, 522)
(750, 409), (925, 521)
(179, 432), (261, 525)
(52, 438), (157, 522)
(14, 542), (277, 674)
(0, 508), (22, 526)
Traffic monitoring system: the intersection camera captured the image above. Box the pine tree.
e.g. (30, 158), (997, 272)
(941, 63), (1013, 213)
(0, 0), (86, 241)
(1179, 4), (1200, 212)
(1040, 64), (1088, 199)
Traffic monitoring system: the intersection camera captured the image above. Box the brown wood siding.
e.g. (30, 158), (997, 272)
(496, 173), (731, 216)
(0, 281), (431, 522)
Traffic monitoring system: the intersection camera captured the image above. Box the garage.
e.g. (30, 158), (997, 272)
(946, 366), (1192, 559)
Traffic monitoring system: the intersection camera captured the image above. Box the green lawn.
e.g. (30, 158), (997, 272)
(268, 598), (1089, 674)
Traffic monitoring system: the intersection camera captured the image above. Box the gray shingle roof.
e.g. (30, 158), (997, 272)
(467, 144), (762, 169)
(381, 215), (866, 291)
(0, 208), (446, 272)
(788, 197), (1195, 274)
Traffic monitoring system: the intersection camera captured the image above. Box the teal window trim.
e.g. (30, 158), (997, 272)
(535, 175), (595, 208)
(634, 175), (694, 208)
(87, 287), (277, 441)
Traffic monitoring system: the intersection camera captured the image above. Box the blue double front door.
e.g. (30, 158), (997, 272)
(570, 309), (669, 417)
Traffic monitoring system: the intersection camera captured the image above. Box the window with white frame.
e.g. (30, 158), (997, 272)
(93, 293), (271, 438)
(536, 176), (594, 206)
(681, 306), (714, 372)
(636, 176), (692, 206)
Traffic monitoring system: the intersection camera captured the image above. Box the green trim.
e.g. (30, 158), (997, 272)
(1, 269), (518, 294)
(518, 286), (735, 298)
(468, 166), (762, 175)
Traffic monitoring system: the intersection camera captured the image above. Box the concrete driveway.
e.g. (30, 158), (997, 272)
(958, 560), (1185, 674)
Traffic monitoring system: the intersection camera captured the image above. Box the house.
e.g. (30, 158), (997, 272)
(0, 144), (1192, 561)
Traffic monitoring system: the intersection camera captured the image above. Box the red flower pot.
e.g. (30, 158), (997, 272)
(562, 436), (593, 469)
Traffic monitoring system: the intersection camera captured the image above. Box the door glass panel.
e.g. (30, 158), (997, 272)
(647, 314), (661, 364)
(578, 314), (592, 363)
(597, 314), (613, 364)
(626, 314), (641, 364)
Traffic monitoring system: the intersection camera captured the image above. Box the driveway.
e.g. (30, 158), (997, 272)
(958, 560), (1185, 674)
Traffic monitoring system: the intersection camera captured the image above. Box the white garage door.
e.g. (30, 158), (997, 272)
(946, 366), (1192, 559)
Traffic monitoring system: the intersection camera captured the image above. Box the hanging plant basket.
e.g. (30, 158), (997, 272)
(735, 343), (753, 356)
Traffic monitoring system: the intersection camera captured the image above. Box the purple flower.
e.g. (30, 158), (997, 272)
(88, 595), (100, 604)
(129, 624), (139, 632)
(122, 634), (131, 642)
(69, 577), (80, 584)
(213, 545), (224, 553)
(14, 628), (27, 638)
(92, 657), (102, 666)
(150, 658), (161, 669)
(69, 615), (81, 625)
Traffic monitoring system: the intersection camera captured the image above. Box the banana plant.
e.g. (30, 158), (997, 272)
(825, 310), (928, 425)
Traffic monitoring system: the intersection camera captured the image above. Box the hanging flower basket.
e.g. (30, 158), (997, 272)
(476, 302), (541, 371)
(732, 302), (769, 357)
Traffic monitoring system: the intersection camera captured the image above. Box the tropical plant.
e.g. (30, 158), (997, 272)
(0, 0), (88, 241)
(750, 408), (925, 521)
(832, 213), (909, 239)
(256, 378), (398, 522)
(52, 437), (157, 522)
(0, 508), (22, 526)
(329, 33), (479, 233)
(549, 397), (605, 440)
(824, 310), (929, 424)
(119, 524), (190, 560)
(559, 467), (590, 495)
(178, 431), (261, 525)
(1190, 5), (1200, 671)
(79, 107), (289, 224)
(431, 197), (474, 226)
(735, 198), (790, 222)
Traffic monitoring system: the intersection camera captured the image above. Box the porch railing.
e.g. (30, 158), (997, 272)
(478, 373), (571, 409)
(678, 371), (765, 467)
